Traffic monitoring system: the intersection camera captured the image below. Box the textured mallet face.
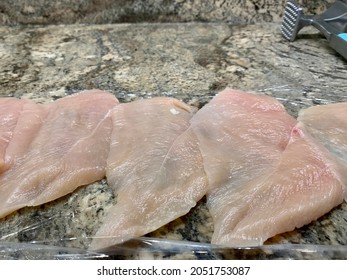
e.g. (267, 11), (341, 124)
(281, 1), (303, 41)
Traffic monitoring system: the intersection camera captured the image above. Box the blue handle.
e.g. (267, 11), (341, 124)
(330, 33), (347, 60)
(338, 33), (347, 42)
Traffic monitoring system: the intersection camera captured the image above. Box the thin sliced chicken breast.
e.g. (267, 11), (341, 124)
(90, 97), (208, 250)
(191, 89), (346, 246)
(0, 90), (118, 218)
(0, 98), (35, 174)
(208, 123), (346, 246)
(190, 89), (296, 191)
(298, 103), (347, 174)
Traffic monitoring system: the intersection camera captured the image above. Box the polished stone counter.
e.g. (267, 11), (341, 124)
(0, 21), (347, 259)
(0, 0), (336, 25)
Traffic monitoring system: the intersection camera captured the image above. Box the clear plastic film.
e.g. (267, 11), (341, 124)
(1, 85), (347, 260)
(0, 202), (345, 260)
(95, 237), (347, 260)
(0, 242), (107, 260)
(1, 91), (347, 260)
(1, 205), (347, 260)
(1, 236), (347, 260)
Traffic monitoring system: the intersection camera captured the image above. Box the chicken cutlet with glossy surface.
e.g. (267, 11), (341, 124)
(0, 98), (37, 174)
(190, 89), (346, 246)
(0, 90), (118, 218)
(209, 123), (346, 246)
(298, 103), (347, 174)
(90, 97), (208, 250)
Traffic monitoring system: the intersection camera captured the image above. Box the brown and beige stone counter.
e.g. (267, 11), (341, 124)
(0, 20), (347, 259)
(0, 0), (337, 25)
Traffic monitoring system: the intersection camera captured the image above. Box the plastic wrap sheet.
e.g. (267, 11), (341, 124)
(1, 90), (347, 259)
(1, 88), (347, 260)
(1, 206), (347, 260)
(1, 237), (347, 260)
(1, 78), (347, 260)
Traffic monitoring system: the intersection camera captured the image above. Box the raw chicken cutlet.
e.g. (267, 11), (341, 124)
(209, 123), (346, 246)
(298, 103), (347, 179)
(0, 90), (118, 218)
(2, 87), (346, 250)
(90, 97), (208, 250)
(0, 98), (36, 174)
(190, 89), (346, 247)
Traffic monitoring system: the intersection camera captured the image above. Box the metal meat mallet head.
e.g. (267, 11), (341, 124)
(281, 0), (347, 60)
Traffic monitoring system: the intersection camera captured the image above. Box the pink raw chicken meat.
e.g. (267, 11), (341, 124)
(209, 124), (346, 246)
(90, 97), (208, 250)
(298, 102), (347, 170)
(0, 90), (118, 218)
(0, 98), (36, 174)
(190, 89), (346, 246)
(190, 89), (296, 190)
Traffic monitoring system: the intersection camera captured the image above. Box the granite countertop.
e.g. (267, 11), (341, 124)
(0, 0), (336, 25)
(0, 19), (347, 259)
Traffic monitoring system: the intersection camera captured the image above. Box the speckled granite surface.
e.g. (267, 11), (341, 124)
(0, 21), (347, 259)
(0, 0), (337, 25)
